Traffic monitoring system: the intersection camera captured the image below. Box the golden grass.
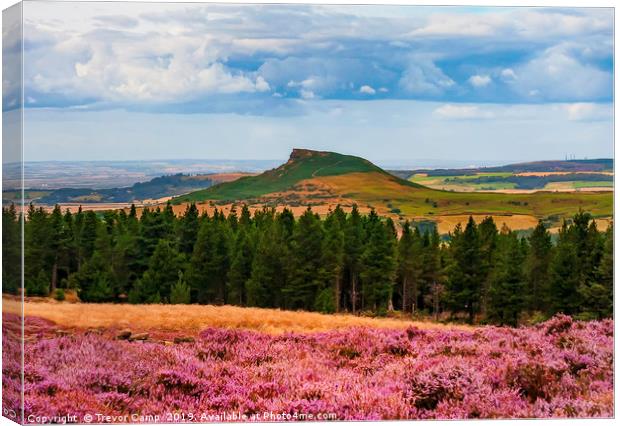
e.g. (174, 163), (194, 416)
(3, 297), (472, 335)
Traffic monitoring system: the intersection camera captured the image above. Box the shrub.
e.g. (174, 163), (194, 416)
(54, 289), (65, 302)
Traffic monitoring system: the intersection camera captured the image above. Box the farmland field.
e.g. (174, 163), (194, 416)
(2, 303), (613, 421)
(409, 172), (614, 193)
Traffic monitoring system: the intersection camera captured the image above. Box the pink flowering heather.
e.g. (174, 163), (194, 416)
(2, 313), (613, 422)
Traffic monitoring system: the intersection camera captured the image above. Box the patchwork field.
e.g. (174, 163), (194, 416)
(409, 171), (613, 193)
(2, 308), (613, 422)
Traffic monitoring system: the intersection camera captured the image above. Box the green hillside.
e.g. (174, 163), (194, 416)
(174, 149), (421, 203)
(172, 149), (613, 225)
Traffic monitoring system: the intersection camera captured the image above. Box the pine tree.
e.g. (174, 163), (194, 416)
(130, 239), (185, 303)
(445, 217), (483, 323)
(80, 210), (99, 262)
(187, 219), (231, 304)
(579, 223), (613, 319)
(239, 204), (252, 227)
(179, 203), (199, 254)
(227, 227), (254, 305)
(170, 272), (191, 304)
(487, 232), (526, 326)
(478, 216), (498, 315)
(397, 221), (417, 313)
(549, 222), (581, 315)
(316, 209), (345, 313)
(2, 204), (21, 294)
(360, 217), (397, 314)
(247, 221), (288, 308)
(24, 205), (52, 295)
(285, 208), (325, 310)
(72, 252), (115, 302)
(344, 205), (365, 313)
(525, 220), (552, 312)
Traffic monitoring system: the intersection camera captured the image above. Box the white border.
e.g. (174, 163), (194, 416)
(0, 1), (616, 426)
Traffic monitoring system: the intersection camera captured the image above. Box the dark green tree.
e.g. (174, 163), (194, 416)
(445, 217), (484, 323)
(316, 208), (345, 313)
(344, 205), (365, 313)
(525, 220), (553, 312)
(486, 232), (526, 326)
(227, 227), (254, 305)
(247, 221), (288, 308)
(130, 239), (185, 303)
(2, 205), (21, 294)
(187, 219), (231, 304)
(285, 208), (325, 310)
(360, 217), (397, 313)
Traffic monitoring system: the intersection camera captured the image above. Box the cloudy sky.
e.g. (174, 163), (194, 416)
(4, 2), (614, 166)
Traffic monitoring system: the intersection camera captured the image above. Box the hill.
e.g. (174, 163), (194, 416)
(174, 149), (423, 202)
(172, 150), (613, 232)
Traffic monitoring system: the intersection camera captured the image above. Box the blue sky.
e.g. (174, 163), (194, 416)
(4, 3), (614, 165)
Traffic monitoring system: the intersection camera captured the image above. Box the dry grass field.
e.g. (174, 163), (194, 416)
(3, 297), (471, 335)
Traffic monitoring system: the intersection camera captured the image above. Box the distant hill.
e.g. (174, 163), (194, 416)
(393, 159), (613, 178)
(173, 150), (612, 231)
(174, 149), (423, 203)
(35, 173), (250, 204)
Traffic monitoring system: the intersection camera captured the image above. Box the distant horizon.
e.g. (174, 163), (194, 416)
(11, 152), (614, 171)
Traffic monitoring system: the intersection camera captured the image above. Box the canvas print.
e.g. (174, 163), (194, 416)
(2, 1), (614, 423)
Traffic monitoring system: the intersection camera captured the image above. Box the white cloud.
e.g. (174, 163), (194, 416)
(408, 9), (612, 39)
(15, 4), (613, 108)
(511, 43), (612, 101)
(23, 15), (272, 104)
(300, 89), (315, 100)
(434, 104), (494, 119)
(468, 75), (492, 87)
(500, 68), (517, 80)
(359, 85), (376, 95)
(399, 57), (455, 96)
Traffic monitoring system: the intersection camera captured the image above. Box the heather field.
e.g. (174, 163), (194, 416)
(2, 313), (613, 422)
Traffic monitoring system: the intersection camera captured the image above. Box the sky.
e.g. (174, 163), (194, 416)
(3, 2), (614, 166)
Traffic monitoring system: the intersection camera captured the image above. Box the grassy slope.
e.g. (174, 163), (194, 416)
(174, 150), (613, 220)
(314, 172), (612, 218)
(174, 150), (423, 202)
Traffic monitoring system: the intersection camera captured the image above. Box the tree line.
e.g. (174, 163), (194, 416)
(2, 203), (613, 325)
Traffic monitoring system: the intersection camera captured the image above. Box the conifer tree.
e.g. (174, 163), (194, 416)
(525, 220), (552, 312)
(2, 204), (21, 294)
(344, 205), (364, 313)
(549, 222), (581, 315)
(317, 210), (345, 313)
(285, 208), (325, 310)
(397, 221), (417, 313)
(360, 218), (397, 313)
(247, 221), (288, 308)
(445, 217), (483, 323)
(73, 252), (115, 302)
(487, 232), (526, 326)
(227, 227), (254, 305)
(131, 239), (185, 303)
(179, 203), (199, 254)
(170, 271), (191, 304)
(187, 219), (231, 304)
